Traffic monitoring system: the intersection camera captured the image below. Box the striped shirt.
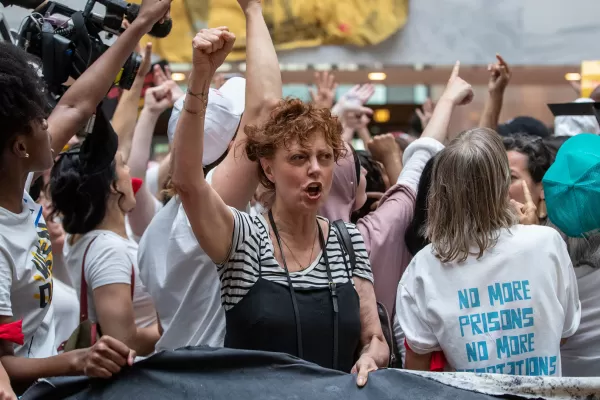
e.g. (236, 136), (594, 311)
(218, 208), (374, 310)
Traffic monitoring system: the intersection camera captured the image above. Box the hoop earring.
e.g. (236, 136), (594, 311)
(24, 153), (30, 158)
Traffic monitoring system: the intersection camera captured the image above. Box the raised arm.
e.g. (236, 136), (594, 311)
(112, 43), (153, 163)
(171, 28), (237, 263)
(47, 0), (171, 156)
(210, 0), (282, 211)
(479, 54), (511, 131)
(127, 84), (173, 237)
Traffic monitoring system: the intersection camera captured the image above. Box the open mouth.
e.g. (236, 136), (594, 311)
(306, 183), (323, 198)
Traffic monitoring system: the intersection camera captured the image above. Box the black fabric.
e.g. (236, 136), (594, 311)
(21, 347), (505, 400)
(225, 214), (361, 372)
(77, 103), (119, 174)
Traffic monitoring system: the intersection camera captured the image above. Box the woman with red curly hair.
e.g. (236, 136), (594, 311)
(171, 28), (389, 385)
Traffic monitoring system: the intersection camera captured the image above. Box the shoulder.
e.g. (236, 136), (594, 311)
(84, 232), (133, 264)
(508, 224), (565, 247)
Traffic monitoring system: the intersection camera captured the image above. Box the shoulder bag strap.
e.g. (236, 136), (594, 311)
(332, 220), (356, 277)
(79, 236), (99, 324)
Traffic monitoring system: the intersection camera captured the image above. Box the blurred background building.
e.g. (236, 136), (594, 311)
(2, 0), (598, 157)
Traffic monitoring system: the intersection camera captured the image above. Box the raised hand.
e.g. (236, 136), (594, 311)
(138, 0), (172, 27)
(415, 98), (434, 130)
(74, 336), (137, 379)
(310, 71), (337, 109)
(511, 180), (539, 225)
(144, 83), (174, 113)
(137, 43), (153, 79)
(237, 0), (262, 12)
(441, 61), (474, 106)
(367, 133), (400, 163)
(488, 54), (511, 95)
(192, 27), (236, 75)
(152, 64), (185, 102)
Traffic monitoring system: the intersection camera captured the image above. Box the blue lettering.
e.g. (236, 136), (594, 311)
(507, 361), (516, 374)
(549, 356), (557, 375)
(510, 335), (520, 355)
(519, 334), (527, 354)
(539, 357), (548, 376)
(470, 314), (483, 335)
(502, 282), (514, 302)
(500, 309), (512, 330)
(523, 280), (531, 300)
(477, 341), (489, 361)
(529, 333), (535, 352)
(511, 309), (523, 329)
(496, 336), (510, 359)
(466, 342), (477, 362)
(515, 360), (524, 375)
(475, 368), (486, 373)
(488, 283), (504, 306)
(522, 308), (534, 327)
(488, 311), (500, 331)
(496, 363), (505, 374)
(527, 357), (538, 376)
(459, 316), (469, 337)
(469, 288), (480, 307)
(513, 281), (523, 300)
(486, 366), (496, 373)
(458, 289), (469, 310)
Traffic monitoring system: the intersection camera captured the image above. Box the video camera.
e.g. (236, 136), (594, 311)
(7, 0), (171, 96)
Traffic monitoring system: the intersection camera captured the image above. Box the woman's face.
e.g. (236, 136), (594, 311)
(353, 166), (368, 211)
(113, 151), (136, 212)
(25, 118), (54, 171)
(507, 150), (543, 206)
(262, 131), (335, 213)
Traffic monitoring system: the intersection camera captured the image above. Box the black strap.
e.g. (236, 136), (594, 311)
(318, 221), (339, 370)
(333, 220), (356, 274)
(268, 211), (304, 359)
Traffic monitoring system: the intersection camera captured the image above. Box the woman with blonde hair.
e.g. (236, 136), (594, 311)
(396, 128), (581, 376)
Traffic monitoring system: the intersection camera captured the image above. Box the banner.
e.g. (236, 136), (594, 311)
(22, 347), (600, 400)
(140, 0), (408, 62)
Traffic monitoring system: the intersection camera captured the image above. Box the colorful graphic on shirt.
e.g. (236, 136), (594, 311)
(454, 280), (558, 376)
(31, 220), (53, 309)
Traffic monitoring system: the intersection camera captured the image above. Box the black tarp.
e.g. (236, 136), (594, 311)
(21, 347), (517, 399)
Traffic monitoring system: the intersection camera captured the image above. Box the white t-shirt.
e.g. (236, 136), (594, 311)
(65, 230), (157, 328)
(396, 225), (581, 377)
(137, 168), (244, 352)
(52, 278), (78, 350)
(138, 198), (226, 351)
(561, 265), (600, 376)
(0, 185), (57, 357)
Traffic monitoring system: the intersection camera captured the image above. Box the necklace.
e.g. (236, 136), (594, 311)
(278, 223), (319, 271)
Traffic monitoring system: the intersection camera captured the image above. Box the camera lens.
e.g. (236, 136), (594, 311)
(115, 52), (142, 89)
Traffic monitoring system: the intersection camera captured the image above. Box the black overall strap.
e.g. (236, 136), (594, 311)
(268, 210), (303, 359)
(319, 222), (339, 370)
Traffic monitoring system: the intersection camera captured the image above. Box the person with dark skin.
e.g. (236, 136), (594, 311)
(0, 0), (171, 394)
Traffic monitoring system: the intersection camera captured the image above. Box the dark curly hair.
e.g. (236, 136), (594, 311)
(245, 98), (346, 191)
(351, 150), (386, 223)
(502, 133), (552, 183)
(49, 146), (121, 234)
(0, 43), (48, 159)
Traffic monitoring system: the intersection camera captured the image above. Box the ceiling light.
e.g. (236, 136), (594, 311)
(368, 72), (387, 81)
(171, 73), (186, 82)
(565, 73), (581, 81)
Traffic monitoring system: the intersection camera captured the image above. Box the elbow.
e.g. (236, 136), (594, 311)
(247, 96), (280, 121)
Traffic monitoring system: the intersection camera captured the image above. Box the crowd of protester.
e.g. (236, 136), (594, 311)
(1, 0), (599, 397)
